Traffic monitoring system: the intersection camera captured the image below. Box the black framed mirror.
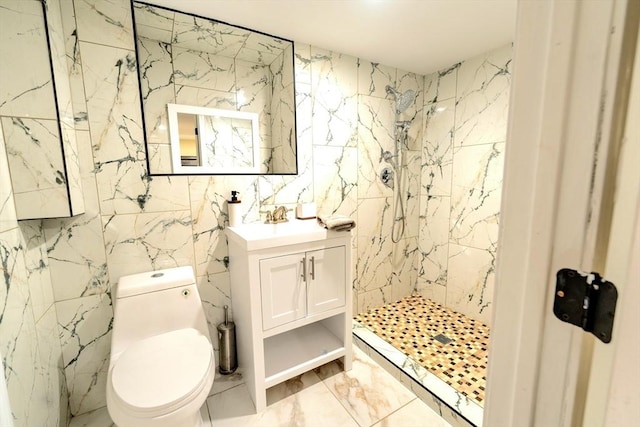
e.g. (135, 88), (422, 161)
(132, 1), (297, 175)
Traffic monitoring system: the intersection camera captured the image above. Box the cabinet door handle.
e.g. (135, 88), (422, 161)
(300, 258), (306, 281)
(310, 256), (315, 280)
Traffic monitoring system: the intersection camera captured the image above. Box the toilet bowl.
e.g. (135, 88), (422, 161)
(106, 267), (215, 427)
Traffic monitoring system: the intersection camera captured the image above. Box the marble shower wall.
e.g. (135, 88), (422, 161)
(417, 45), (512, 325)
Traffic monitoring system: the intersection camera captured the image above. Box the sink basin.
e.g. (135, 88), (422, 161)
(226, 219), (343, 251)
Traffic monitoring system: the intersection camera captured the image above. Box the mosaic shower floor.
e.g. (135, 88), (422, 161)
(354, 295), (490, 406)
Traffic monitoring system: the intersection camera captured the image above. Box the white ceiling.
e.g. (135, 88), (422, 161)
(144, 0), (517, 75)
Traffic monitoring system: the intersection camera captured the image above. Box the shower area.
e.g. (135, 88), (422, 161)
(353, 45), (512, 427)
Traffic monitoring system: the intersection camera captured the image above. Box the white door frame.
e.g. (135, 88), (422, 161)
(485, 0), (639, 425)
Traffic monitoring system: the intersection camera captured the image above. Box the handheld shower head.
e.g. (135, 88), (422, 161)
(385, 85), (416, 114)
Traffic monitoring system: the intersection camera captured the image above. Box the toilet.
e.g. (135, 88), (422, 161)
(106, 266), (215, 427)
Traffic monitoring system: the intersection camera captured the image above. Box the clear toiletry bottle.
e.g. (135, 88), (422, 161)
(228, 191), (241, 227)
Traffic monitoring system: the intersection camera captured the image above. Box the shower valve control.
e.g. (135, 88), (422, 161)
(380, 167), (394, 189)
(553, 268), (617, 343)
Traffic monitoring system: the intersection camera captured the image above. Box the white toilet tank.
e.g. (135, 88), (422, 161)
(111, 266), (210, 359)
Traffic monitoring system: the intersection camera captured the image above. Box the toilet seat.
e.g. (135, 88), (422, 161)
(110, 328), (213, 417)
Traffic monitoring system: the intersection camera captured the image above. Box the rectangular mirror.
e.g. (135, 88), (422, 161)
(167, 103), (260, 173)
(132, 1), (297, 175)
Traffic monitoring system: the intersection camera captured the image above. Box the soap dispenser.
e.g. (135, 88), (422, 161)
(228, 191), (241, 227)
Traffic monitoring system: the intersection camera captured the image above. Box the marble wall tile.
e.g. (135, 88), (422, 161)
(313, 146), (357, 217)
(189, 175), (258, 276)
(59, 0), (90, 130)
(175, 85), (236, 110)
(424, 63), (459, 105)
(82, 40), (190, 214)
(357, 95), (395, 199)
(173, 47), (236, 92)
(311, 47), (358, 147)
(172, 13), (249, 58)
(0, 227), (39, 425)
(56, 292), (113, 416)
(76, 130), (96, 178)
(417, 196), (450, 288)
(358, 60), (396, 98)
(136, 37), (174, 149)
(0, 0), (57, 119)
(390, 236), (418, 302)
(33, 305), (67, 427)
(396, 70), (424, 151)
(418, 45), (510, 325)
(357, 285), (394, 315)
(454, 45), (512, 147)
(1, 117), (66, 200)
(293, 43), (312, 85)
(449, 142), (504, 250)
(102, 210), (195, 284)
(19, 220), (54, 322)
(403, 150), (422, 238)
(0, 130), (17, 233)
(421, 99), (455, 196)
(416, 282), (447, 307)
(44, 177), (108, 301)
(46, 0), (75, 128)
(197, 272), (232, 358)
(78, 41), (145, 212)
(61, 123), (86, 215)
(446, 244), (495, 324)
(74, 0), (134, 50)
(356, 197), (393, 293)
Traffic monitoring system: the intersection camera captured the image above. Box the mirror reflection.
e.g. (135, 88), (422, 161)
(168, 104), (260, 173)
(132, 1), (298, 175)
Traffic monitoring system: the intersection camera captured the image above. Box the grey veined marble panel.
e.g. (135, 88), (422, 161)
(0, 0), (84, 220)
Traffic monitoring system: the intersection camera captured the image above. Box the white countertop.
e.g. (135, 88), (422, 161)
(226, 219), (349, 251)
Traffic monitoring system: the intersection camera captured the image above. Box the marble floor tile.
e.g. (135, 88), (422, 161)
(314, 347), (415, 427)
(68, 406), (114, 427)
(68, 344), (451, 427)
(374, 399), (452, 427)
(208, 372), (358, 427)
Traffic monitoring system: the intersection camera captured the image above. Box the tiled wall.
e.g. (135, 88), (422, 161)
(417, 46), (512, 325)
(0, 0), (511, 422)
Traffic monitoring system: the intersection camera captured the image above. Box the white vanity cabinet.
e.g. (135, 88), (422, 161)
(260, 246), (346, 330)
(227, 221), (352, 412)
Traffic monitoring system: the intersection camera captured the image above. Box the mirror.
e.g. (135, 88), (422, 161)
(132, 1), (297, 175)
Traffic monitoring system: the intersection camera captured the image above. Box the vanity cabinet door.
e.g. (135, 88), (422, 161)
(259, 253), (307, 330)
(307, 246), (346, 316)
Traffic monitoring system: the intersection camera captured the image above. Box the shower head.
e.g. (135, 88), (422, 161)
(385, 85), (416, 114)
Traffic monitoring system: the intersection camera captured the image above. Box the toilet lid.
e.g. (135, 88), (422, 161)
(111, 328), (213, 414)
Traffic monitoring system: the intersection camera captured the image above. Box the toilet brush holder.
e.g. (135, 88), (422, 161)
(217, 305), (237, 374)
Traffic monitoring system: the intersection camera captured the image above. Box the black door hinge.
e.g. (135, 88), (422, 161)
(553, 268), (618, 343)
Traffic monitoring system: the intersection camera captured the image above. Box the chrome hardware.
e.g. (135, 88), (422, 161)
(310, 256), (315, 280)
(181, 289), (190, 297)
(380, 167), (394, 189)
(300, 259), (306, 280)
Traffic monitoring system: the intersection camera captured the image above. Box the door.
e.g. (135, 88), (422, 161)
(485, 0), (639, 425)
(307, 246), (346, 315)
(260, 253), (306, 330)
